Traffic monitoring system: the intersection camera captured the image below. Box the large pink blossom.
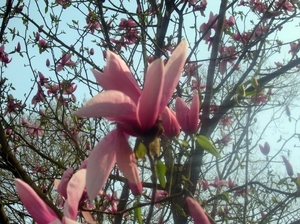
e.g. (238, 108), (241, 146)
(74, 40), (187, 199)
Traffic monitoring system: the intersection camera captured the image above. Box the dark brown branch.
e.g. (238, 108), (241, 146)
(0, 122), (63, 220)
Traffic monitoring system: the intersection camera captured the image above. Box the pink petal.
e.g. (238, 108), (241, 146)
(62, 217), (81, 224)
(137, 59), (164, 131)
(282, 156), (294, 176)
(50, 220), (62, 224)
(64, 169), (86, 220)
(74, 90), (137, 122)
(94, 50), (141, 102)
(115, 129), (142, 195)
(86, 131), (117, 200)
(186, 197), (210, 224)
(175, 97), (189, 132)
(219, 60), (227, 75)
(15, 179), (59, 224)
(160, 40), (187, 111)
(62, 54), (72, 64)
(188, 90), (199, 134)
(56, 65), (63, 72)
(57, 168), (74, 199)
(161, 108), (180, 138)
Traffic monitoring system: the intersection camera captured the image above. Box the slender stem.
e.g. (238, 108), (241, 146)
(145, 146), (157, 224)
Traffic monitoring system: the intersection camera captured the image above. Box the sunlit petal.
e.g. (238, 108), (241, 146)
(57, 168), (74, 199)
(160, 40), (187, 110)
(115, 129), (142, 195)
(15, 179), (58, 224)
(161, 108), (180, 138)
(93, 50), (141, 102)
(186, 197), (210, 224)
(188, 90), (200, 134)
(64, 169), (86, 220)
(86, 131), (117, 200)
(175, 97), (189, 132)
(137, 59), (164, 131)
(74, 90), (137, 122)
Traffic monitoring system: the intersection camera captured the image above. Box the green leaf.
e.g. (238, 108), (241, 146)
(133, 202), (142, 224)
(196, 135), (221, 158)
(236, 84), (246, 97)
(156, 160), (166, 188)
(220, 192), (230, 203)
(251, 76), (259, 89)
(277, 177), (289, 186)
(134, 142), (147, 160)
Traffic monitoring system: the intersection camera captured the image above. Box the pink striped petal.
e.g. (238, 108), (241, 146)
(115, 129), (142, 195)
(160, 40), (187, 111)
(86, 130), (117, 200)
(137, 59), (164, 131)
(175, 97), (189, 132)
(93, 50), (141, 102)
(15, 179), (59, 224)
(57, 168), (74, 199)
(161, 108), (180, 138)
(74, 90), (137, 122)
(64, 169), (86, 220)
(186, 197), (210, 224)
(188, 90), (199, 134)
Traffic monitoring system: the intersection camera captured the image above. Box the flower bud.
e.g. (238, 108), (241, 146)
(16, 42), (21, 52)
(282, 156), (293, 176)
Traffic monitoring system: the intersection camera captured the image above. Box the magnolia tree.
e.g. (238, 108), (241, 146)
(1, 0), (300, 223)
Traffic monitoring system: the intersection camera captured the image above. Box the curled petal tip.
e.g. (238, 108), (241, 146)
(128, 181), (143, 195)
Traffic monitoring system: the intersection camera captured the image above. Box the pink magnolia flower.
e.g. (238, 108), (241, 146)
(175, 90), (200, 134)
(209, 177), (228, 189)
(220, 115), (233, 128)
(3, 94), (23, 116)
(228, 177), (238, 189)
(186, 197), (210, 224)
(218, 45), (238, 75)
(56, 0), (71, 8)
(15, 169), (87, 224)
(259, 142), (270, 155)
(32, 86), (46, 106)
(0, 45), (12, 64)
(74, 40), (187, 199)
(224, 16), (235, 29)
(39, 39), (48, 49)
(282, 156), (294, 176)
(289, 42), (300, 56)
(200, 12), (218, 41)
(56, 54), (76, 72)
(275, 0), (294, 13)
(21, 117), (43, 137)
(85, 11), (100, 34)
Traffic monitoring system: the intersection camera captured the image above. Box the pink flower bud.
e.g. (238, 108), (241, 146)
(39, 25), (44, 32)
(16, 42), (21, 52)
(39, 40), (48, 48)
(35, 32), (40, 41)
(282, 156), (293, 176)
(39, 109), (45, 115)
(89, 48), (94, 55)
(285, 105), (291, 117)
(46, 58), (50, 67)
(259, 142), (270, 155)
